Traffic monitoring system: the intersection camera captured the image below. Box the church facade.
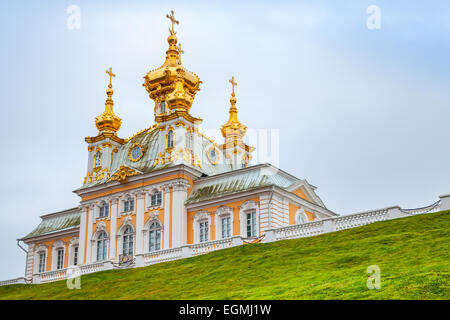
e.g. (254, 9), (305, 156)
(18, 12), (336, 281)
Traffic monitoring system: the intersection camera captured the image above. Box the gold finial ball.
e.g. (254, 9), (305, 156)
(168, 33), (178, 45)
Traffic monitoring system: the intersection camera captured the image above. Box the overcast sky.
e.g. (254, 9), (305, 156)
(0, 0), (449, 280)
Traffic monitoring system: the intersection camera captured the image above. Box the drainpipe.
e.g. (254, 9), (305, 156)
(17, 240), (28, 278)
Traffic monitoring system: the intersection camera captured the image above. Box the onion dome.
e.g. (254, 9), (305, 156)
(143, 11), (202, 118)
(95, 68), (122, 134)
(221, 76), (247, 139)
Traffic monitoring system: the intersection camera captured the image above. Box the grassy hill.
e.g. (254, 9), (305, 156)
(1, 210), (449, 300)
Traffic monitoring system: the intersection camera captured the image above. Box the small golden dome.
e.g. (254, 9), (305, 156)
(221, 76), (246, 139)
(143, 11), (202, 117)
(95, 68), (122, 134)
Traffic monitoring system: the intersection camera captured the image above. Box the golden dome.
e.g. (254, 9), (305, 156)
(95, 68), (122, 134)
(143, 11), (202, 117)
(221, 76), (246, 139)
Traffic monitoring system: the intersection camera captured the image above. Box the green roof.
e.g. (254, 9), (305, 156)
(186, 164), (300, 204)
(20, 208), (80, 240)
(81, 127), (232, 189)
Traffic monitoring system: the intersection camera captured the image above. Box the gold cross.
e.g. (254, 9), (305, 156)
(166, 10), (179, 35)
(229, 76), (237, 95)
(106, 67), (116, 86)
(177, 43), (184, 63)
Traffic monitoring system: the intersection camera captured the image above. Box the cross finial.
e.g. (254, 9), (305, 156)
(106, 67), (116, 87)
(166, 10), (179, 35)
(176, 43), (184, 64)
(229, 76), (237, 96)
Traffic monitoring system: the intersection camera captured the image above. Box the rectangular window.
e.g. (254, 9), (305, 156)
(73, 247), (78, 266)
(199, 221), (209, 242)
(151, 192), (162, 207)
(124, 199), (134, 212)
(99, 205), (109, 218)
(56, 249), (64, 270)
(221, 217), (231, 239)
(39, 253), (46, 273)
(246, 212), (257, 237)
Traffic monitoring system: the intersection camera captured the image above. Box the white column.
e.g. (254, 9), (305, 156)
(109, 197), (118, 262)
(85, 204), (95, 264)
(171, 179), (190, 248)
(135, 191), (146, 255)
(163, 185), (171, 249)
(78, 206), (87, 265)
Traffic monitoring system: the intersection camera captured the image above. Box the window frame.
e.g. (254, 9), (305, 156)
(148, 222), (162, 252)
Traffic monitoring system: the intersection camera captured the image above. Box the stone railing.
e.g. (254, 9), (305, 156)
(400, 200), (441, 216)
(2, 194), (448, 286)
(138, 247), (183, 267)
(272, 220), (325, 241)
(191, 237), (240, 256)
(0, 277), (27, 286)
(333, 208), (390, 231)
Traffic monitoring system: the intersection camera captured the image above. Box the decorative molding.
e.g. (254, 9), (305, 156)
(109, 165), (140, 184)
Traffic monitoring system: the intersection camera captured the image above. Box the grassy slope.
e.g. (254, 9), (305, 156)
(1, 210), (449, 300)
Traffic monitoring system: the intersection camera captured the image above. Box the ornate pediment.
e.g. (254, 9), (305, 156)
(109, 165), (140, 183)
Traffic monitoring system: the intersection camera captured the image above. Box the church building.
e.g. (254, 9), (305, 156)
(18, 12), (336, 281)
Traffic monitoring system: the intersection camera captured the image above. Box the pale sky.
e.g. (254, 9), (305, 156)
(0, 0), (449, 280)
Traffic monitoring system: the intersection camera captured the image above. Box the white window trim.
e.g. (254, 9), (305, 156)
(68, 237), (79, 266)
(116, 217), (135, 259)
(33, 244), (48, 274)
(97, 201), (110, 219)
(143, 214), (163, 253)
(91, 223), (109, 262)
(239, 200), (260, 238)
(51, 240), (66, 270)
(147, 188), (163, 209)
(193, 211), (211, 244)
(295, 208), (309, 224)
(121, 193), (135, 215)
(214, 206), (234, 240)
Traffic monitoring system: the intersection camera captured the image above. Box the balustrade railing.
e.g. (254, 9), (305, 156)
(141, 247), (183, 266)
(2, 196), (447, 286)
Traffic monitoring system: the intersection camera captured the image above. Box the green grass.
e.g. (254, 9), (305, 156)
(1, 211), (449, 300)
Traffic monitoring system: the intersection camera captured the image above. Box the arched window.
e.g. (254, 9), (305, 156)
(160, 101), (166, 113)
(150, 191), (162, 207)
(96, 231), (108, 261)
(122, 226), (134, 256)
(295, 210), (308, 224)
(94, 150), (101, 167)
(167, 130), (174, 149)
(149, 222), (162, 252)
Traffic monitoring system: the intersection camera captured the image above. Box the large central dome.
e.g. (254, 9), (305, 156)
(143, 12), (202, 122)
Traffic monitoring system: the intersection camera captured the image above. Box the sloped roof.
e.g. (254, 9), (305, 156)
(186, 164), (300, 204)
(81, 126), (232, 189)
(20, 208), (80, 240)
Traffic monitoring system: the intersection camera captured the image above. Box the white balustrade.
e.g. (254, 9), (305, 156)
(142, 247), (183, 266)
(1, 197), (446, 286)
(191, 238), (234, 256)
(273, 221), (325, 241)
(39, 269), (68, 283)
(333, 209), (389, 231)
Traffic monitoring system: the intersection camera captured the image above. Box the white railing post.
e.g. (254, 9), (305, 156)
(32, 274), (41, 284)
(103, 261), (114, 271)
(387, 206), (402, 220)
(264, 230), (276, 243)
(231, 236), (243, 247)
(181, 245), (192, 258)
(323, 218), (335, 233)
(439, 194), (450, 211)
(135, 254), (144, 267)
